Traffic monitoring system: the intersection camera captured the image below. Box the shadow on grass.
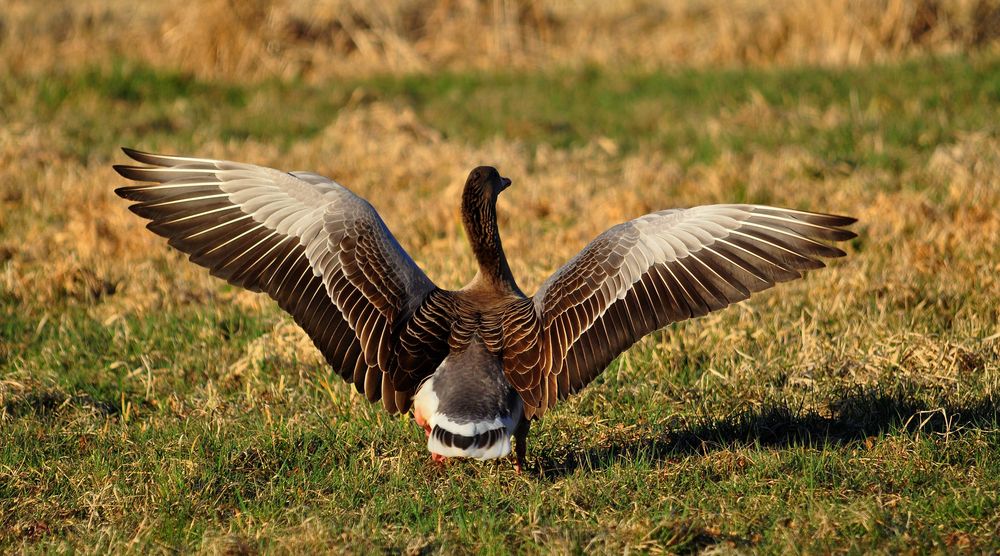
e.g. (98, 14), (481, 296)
(536, 385), (999, 479)
(1, 388), (121, 419)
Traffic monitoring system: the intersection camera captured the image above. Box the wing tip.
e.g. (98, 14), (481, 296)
(112, 164), (136, 179)
(756, 205), (860, 229)
(119, 147), (204, 167)
(130, 204), (155, 219)
(120, 146), (163, 166)
(827, 245), (848, 258)
(828, 228), (858, 242)
(819, 213), (859, 227)
(113, 185), (142, 201)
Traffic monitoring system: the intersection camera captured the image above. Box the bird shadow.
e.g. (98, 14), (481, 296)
(535, 385), (999, 479)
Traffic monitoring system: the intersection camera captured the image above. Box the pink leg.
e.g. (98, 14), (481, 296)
(416, 411), (442, 463)
(414, 410), (432, 437)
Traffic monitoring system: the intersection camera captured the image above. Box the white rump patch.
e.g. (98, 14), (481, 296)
(413, 375), (521, 461)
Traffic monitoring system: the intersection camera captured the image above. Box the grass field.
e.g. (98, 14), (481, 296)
(2, 4), (1000, 552)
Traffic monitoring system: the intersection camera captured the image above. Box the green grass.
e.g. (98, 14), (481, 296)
(4, 303), (998, 552)
(6, 55), (998, 168)
(0, 308), (1000, 552)
(2, 54), (999, 552)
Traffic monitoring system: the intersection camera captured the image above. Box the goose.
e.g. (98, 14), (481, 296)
(113, 148), (856, 471)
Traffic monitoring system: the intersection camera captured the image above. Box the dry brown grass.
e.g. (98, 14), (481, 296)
(2, 0), (999, 80)
(2, 99), (997, 384)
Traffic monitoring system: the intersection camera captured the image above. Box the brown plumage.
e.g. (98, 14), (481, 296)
(113, 149), (857, 470)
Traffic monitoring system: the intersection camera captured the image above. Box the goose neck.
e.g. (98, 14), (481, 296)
(462, 197), (518, 292)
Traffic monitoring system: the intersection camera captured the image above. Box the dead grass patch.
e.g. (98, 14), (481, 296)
(2, 0), (999, 80)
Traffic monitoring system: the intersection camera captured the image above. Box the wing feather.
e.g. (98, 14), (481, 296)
(511, 204), (856, 415)
(114, 148), (454, 413)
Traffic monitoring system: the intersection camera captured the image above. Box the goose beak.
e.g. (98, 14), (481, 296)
(500, 177), (512, 191)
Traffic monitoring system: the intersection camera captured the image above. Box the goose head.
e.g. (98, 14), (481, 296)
(463, 166), (511, 207)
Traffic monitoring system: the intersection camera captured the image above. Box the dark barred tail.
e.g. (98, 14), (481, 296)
(428, 424), (512, 460)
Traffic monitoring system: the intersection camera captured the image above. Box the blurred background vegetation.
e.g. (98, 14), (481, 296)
(4, 0), (1000, 79)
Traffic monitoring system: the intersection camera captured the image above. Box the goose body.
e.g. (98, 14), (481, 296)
(114, 150), (857, 470)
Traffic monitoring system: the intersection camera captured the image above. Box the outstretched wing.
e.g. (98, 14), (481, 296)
(113, 148), (452, 413)
(510, 204), (856, 418)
